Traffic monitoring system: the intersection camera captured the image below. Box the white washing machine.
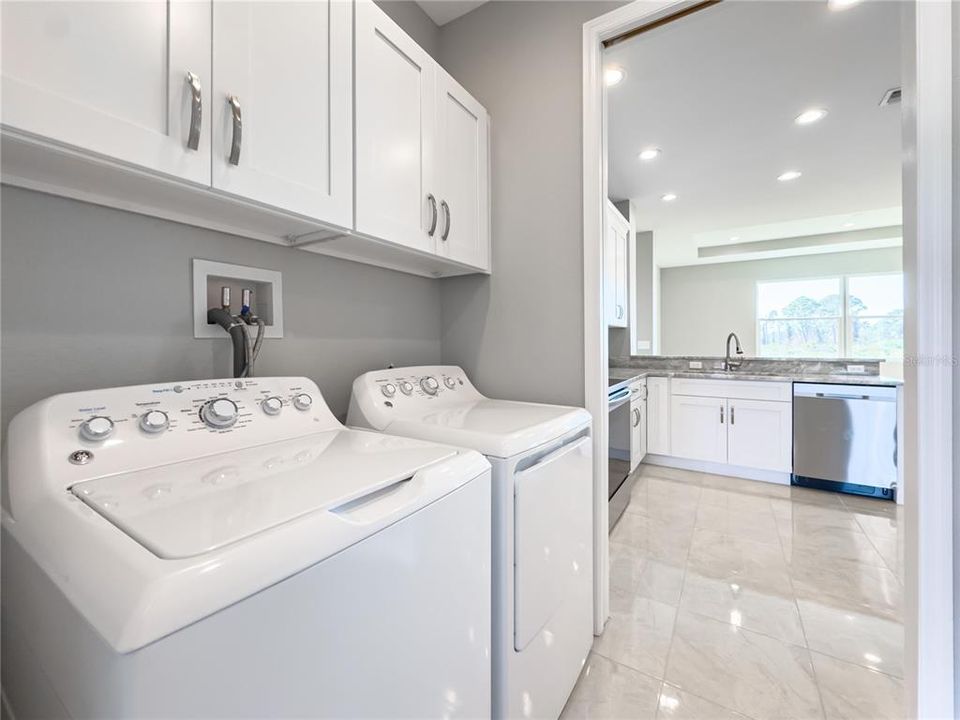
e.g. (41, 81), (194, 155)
(2, 377), (492, 719)
(348, 365), (593, 720)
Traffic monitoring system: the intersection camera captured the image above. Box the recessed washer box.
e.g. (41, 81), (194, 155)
(193, 259), (284, 339)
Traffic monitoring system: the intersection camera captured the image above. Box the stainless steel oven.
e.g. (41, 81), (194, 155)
(608, 379), (635, 530)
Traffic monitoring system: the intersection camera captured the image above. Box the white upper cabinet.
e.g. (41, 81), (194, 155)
(211, 0), (352, 226)
(605, 202), (629, 327)
(435, 70), (490, 269)
(355, 0), (437, 255)
(1, 0), (211, 185)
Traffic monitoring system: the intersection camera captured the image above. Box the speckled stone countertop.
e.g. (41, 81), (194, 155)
(609, 367), (903, 387)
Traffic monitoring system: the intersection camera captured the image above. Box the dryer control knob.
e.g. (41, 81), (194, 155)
(381, 383), (397, 398)
(293, 393), (313, 411)
(444, 377), (457, 390)
(80, 416), (114, 442)
(139, 410), (169, 434)
(399, 381), (414, 395)
(420, 376), (440, 395)
(261, 397), (283, 416)
(201, 398), (239, 428)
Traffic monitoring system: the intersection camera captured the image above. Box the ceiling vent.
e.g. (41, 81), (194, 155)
(879, 87), (901, 107)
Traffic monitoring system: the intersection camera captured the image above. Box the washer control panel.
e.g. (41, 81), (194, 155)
(348, 365), (483, 429)
(12, 378), (341, 481)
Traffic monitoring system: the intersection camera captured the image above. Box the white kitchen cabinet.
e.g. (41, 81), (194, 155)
(1, 0), (211, 185)
(630, 395), (647, 470)
(435, 70), (490, 269)
(605, 201), (629, 327)
(211, 0), (352, 226)
(646, 377), (671, 455)
(670, 395), (728, 464)
(727, 399), (793, 472)
(355, 0), (490, 270)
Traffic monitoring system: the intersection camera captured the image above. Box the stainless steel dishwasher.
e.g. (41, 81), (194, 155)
(792, 383), (898, 500)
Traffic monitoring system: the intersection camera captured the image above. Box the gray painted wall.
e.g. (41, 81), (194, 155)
(659, 247), (903, 356)
(437, 0), (625, 407)
(374, 0), (440, 56)
(0, 188), (442, 428)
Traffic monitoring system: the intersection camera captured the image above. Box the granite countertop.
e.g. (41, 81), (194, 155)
(609, 367), (903, 387)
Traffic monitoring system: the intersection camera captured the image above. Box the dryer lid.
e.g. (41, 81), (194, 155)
(70, 429), (457, 559)
(389, 400), (591, 458)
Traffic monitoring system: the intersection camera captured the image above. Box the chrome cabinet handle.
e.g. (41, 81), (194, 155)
(632, 408), (641, 427)
(616, 305), (623, 319)
(720, 404), (725, 424)
(185, 72), (202, 151)
(440, 200), (451, 241)
(731, 406), (735, 425)
(426, 194), (438, 236)
(227, 95), (242, 165)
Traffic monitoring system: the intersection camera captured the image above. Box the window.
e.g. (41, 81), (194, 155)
(756, 273), (903, 359)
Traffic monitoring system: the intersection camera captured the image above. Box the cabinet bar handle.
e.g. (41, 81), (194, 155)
(633, 408), (641, 427)
(227, 95), (242, 165)
(731, 405), (735, 425)
(426, 194), (438, 236)
(440, 200), (451, 241)
(185, 72), (202, 151)
(720, 404), (724, 424)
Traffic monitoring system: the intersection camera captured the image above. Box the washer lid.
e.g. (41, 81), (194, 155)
(389, 400), (591, 458)
(70, 429), (457, 559)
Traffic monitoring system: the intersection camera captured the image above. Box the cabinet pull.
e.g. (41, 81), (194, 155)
(720, 404), (724, 424)
(731, 405), (735, 425)
(440, 200), (451, 241)
(185, 72), (202, 151)
(426, 194), (438, 236)
(632, 408), (641, 427)
(227, 95), (242, 165)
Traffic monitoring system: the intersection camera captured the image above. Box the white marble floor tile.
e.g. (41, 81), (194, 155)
(665, 611), (823, 720)
(700, 473), (792, 500)
(797, 600), (904, 678)
(694, 502), (781, 544)
(655, 683), (751, 720)
(687, 528), (793, 595)
(609, 541), (648, 594)
(595, 591), (677, 678)
(852, 511), (899, 541)
(698, 488), (774, 513)
(812, 652), (905, 720)
(780, 525), (887, 567)
(838, 494), (898, 516)
(789, 553), (903, 621)
(681, 571), (806, 645)
(635, 560), (686, 607)
(638, 465), (706, 486)
(611, 512), (693, 565)
(560, 653), (662, 720)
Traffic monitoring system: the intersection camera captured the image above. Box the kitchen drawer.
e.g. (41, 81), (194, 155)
(671, 378), (791, 402)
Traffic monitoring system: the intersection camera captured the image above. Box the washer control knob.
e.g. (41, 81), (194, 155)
(261, 396), (283, 416)
(201, 398), (239, 428)
(444, 377), (457, 390)
(381, 383), (397, 398)
(293, 393), (313, 411)
(80, 416), (114, 442)
(139, 410), (169, 434)
(420, 376), (440, 395)
(399, 381), (414, 396)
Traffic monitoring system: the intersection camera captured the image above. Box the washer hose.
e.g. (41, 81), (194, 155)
(207, 308), (247, 378)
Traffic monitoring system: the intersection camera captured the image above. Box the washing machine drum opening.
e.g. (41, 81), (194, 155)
(513, 436), (592, 651)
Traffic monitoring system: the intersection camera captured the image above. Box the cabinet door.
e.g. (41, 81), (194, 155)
(630, 399), (646, 470)
(435, 70), (490, 270)
(355, 0), (437, 254)
(604, 202), (629, 327)
(670, 395), (727, 463)
(727, 399), (792, 472)
(646, 377), (671, 455)
(211, 0), (352, 226)
(1, 1), (211, 184)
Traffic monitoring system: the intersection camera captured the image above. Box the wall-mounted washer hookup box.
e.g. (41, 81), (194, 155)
(193, 259), (284, 339)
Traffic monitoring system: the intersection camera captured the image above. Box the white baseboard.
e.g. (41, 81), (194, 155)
(643, 454), (792, 486)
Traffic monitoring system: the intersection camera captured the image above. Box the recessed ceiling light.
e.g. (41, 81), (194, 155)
(795, 108), (828, 125)
(661, 193), (677, 202)
(604, 67), (625, 87)
(828, 0), (862, 10)
(777, 170), (802, 182)
(638, 147), (661, 161)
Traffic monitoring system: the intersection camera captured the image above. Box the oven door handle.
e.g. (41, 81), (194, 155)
(608, 387), (631, 411)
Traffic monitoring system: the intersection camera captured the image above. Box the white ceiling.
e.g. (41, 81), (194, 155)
(416, 0), (488, 26)
(605, 0), (902, 267)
